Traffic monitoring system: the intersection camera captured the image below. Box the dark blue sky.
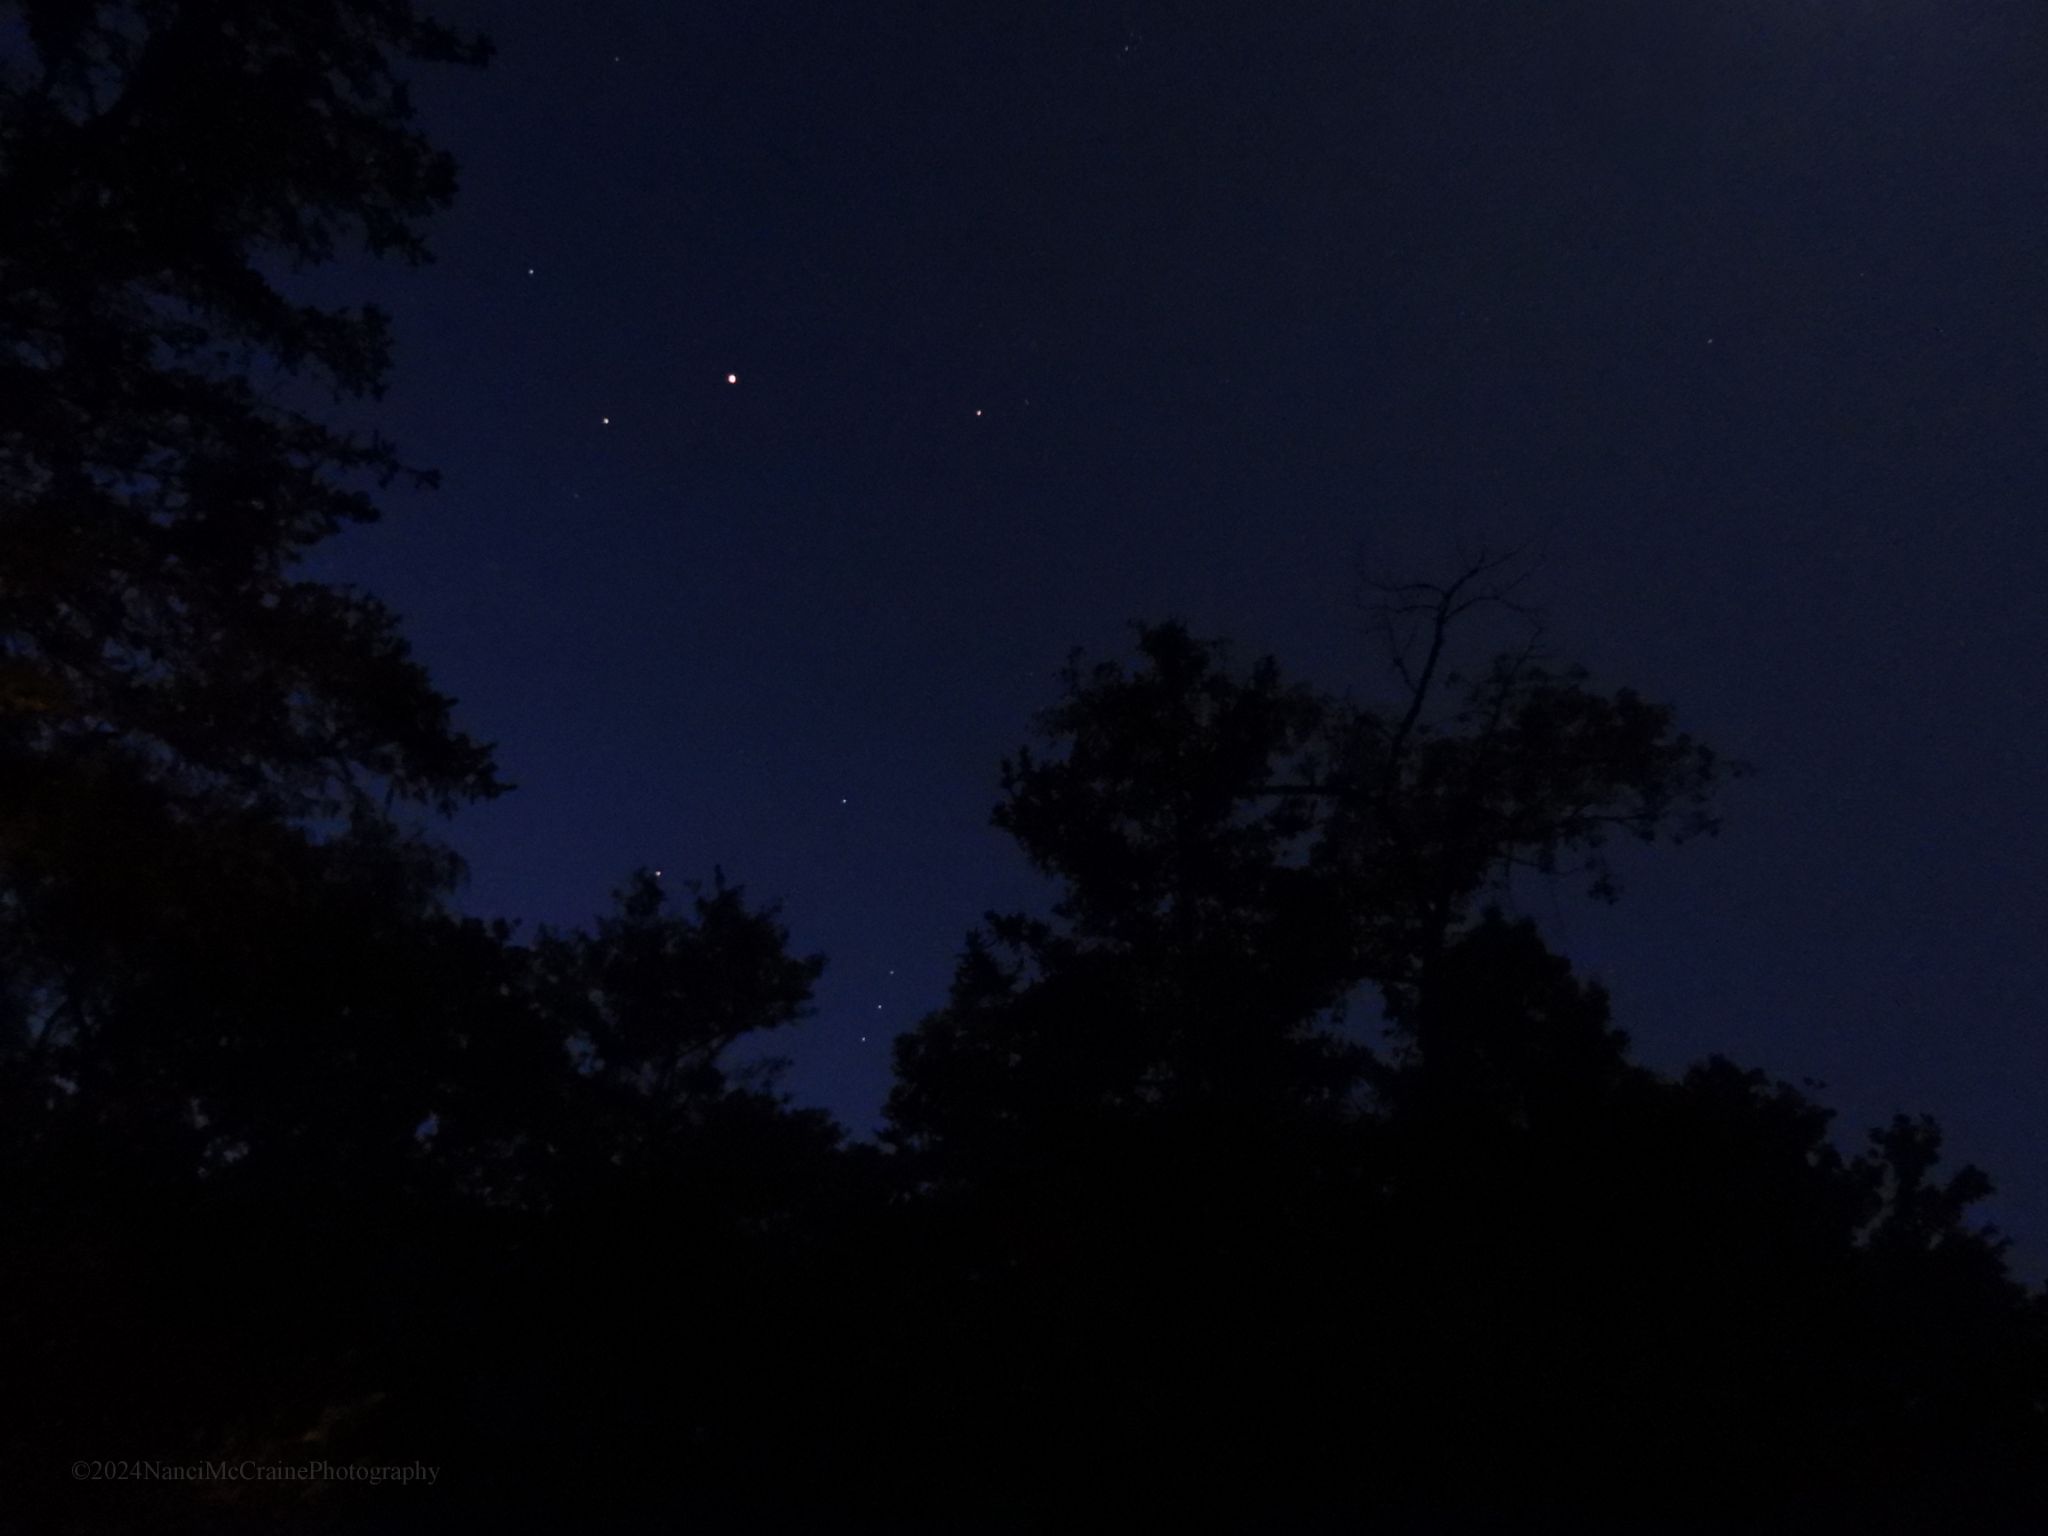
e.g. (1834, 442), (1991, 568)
(309, 2), (2045, 1270)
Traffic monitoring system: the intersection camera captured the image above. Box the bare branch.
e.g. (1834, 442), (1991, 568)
(1355, 544), (1547, 757)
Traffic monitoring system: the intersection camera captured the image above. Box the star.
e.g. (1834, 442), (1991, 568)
(726, 372), (738, 385)
(601, 416), (611, 425)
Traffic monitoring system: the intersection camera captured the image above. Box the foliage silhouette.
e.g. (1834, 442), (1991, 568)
(877, 595), (2046, 1529)
(0, 6), (847, 1522)
(0, 0), (504, 1181)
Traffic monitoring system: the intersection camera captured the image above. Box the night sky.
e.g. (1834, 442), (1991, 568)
(305, 3), (2046, 1269)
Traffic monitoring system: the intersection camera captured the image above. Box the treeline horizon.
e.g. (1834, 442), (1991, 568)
(4, 5), (2044, 1532)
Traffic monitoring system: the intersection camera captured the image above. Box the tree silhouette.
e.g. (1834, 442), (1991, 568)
(0, 0), (502, 1166)
(890, 559), (1737, 1190)
(1, 0), (497, 816)
(0, 14), (892, 1525)
(0, 6), (509, 1516)
(878, 570), (2046, 1528)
